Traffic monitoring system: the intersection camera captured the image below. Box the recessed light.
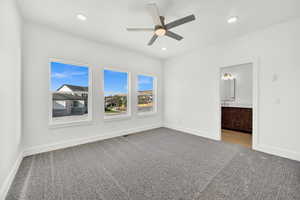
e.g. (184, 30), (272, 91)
(161, 47), (167, 51)
(76, 14), (87, 21)
(227, 16), (238, 24)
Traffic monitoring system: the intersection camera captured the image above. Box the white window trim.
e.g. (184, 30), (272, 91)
(48, 58), (93, 127)
(136, 74), (157, 116)
(103, 68), (131, 120)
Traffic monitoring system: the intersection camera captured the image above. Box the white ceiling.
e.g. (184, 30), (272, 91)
(18, 0), (300, 59)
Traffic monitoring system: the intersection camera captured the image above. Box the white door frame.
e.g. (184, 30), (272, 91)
(218, 58), (259, 150)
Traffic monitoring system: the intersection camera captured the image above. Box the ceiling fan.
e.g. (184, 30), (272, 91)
(126, 3), (196, 46)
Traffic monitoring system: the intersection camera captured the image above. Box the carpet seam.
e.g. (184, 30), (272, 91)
(194, 148), (241, 198)
(70, 147), (109, 200)
(91, 144), (132, 200)
(120, 135), (241, 200)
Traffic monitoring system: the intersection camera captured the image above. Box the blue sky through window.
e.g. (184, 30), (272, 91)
(51, 62), (89, 91)
(51, 63), (153, 96)
(104, 69), (128, 96)
(138, 75), (154, 92)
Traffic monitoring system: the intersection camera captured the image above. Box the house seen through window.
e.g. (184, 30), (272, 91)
(104, 69), (129, 117)
(50, 61), (90, 123)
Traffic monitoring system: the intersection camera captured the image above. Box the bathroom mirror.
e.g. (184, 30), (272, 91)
(221, 79), (235, 101)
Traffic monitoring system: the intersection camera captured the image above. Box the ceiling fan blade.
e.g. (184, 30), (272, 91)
(165, 31), (183, 41)
(165, 14), (195, 29)
(126, 28), (154, 32)
(148, 34), (158, 46)
(160, 16), (165, 26)
(146, 3), (162, 26)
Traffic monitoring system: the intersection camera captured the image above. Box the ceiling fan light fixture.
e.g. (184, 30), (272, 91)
(155, 28), (166, 36)
(126, 3), (195, 45)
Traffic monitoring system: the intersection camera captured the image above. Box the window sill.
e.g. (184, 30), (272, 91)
(104, 114), (132, 122)
(49, 119), (93, 129)
(137, 111), (157, 117)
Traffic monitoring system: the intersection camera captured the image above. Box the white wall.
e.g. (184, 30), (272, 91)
(22, 23), (163, 151)
(164, 18), (300, 161)
(221, 63), (253, 108)
(0, 0), (22, 198)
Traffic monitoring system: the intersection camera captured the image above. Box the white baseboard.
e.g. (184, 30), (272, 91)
(0, 152), (23, 200)
(164, 123), (300, 162)
(23, 123), (162, 157)
(164, 123), (220, 141)
(255, 144), (300, 162)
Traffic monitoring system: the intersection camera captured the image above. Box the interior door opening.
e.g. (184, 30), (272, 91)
(220, 63), (253, 148)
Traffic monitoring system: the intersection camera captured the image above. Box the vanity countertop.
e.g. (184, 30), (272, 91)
(221, 104), (252, 109)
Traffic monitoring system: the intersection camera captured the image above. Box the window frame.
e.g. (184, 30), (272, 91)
(103, 68), (131, 120)
(136, 74), (157, 116)
(48, 58), (93, 127)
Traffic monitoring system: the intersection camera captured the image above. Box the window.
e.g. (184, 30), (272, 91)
(104, 69), (130, 118)
(137, 75), (155, 113)
(50, 60), (91, 125)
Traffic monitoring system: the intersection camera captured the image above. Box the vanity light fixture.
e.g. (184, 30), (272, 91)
(222, 73), (234, 80)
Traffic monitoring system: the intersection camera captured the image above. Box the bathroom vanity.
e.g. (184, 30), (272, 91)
(221, 106), (252, 133)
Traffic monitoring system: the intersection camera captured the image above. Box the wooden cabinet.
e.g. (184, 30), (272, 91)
(221, 107), (252, 133)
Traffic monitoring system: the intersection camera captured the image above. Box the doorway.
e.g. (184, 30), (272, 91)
(219, 62), (257, 149)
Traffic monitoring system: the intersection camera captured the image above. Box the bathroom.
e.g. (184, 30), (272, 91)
(220, 63), (253, 148)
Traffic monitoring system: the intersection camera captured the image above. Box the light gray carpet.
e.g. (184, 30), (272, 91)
(6, 128), (300, 200)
